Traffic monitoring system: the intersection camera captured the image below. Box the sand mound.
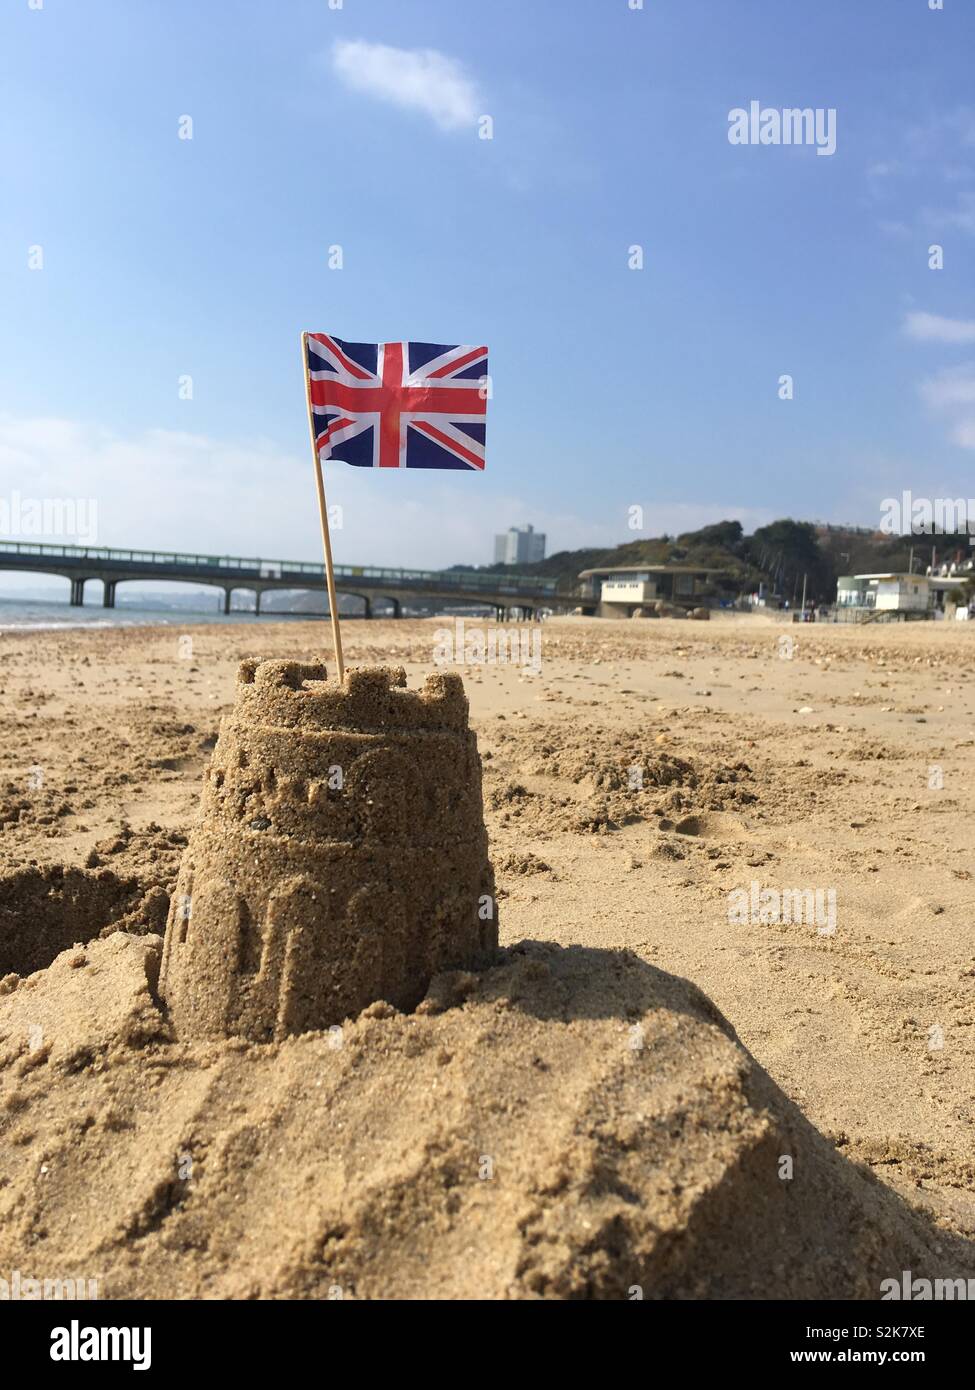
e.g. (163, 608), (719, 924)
(0, 932), (964, 1300)
(483, 718), (757, 836)
(0, 864), (167, 977)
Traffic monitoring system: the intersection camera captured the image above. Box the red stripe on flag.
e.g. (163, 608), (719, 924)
(316, 417), (355, 450)
(378, 342), (404, 467)
(427, 347), (488, 379)
(309, 379), (486, 417)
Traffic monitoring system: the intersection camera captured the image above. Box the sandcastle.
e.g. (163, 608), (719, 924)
(158, 661), (497, 1041)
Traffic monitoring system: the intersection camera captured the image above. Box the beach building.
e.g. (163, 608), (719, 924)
(835, 572), (975, 621)
(835, 573), (933, 618)
(928, 574), (974, 618)
(578, 564), (727, 618)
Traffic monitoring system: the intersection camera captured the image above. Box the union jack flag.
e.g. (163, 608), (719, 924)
(304, 333), (488, 470)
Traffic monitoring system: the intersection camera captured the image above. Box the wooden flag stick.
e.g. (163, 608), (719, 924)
(301, 331), (345, 683)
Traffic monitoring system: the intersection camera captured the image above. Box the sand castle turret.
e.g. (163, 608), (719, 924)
(159, 661), (497, 1041)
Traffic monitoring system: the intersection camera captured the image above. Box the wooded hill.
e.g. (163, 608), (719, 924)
(451, 519), (967, 603)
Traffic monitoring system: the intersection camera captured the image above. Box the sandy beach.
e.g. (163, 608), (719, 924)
(0, 614), (973, 1297)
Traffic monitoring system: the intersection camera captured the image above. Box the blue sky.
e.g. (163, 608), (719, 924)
(1, 0), (974, 578)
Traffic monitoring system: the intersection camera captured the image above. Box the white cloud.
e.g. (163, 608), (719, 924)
(904, 311), (975, 344)
(330, 40), (480, 132)
(878, 219), (911, 239)
(864, 108), (975, 227)
(0, 415), (307, 554)
(918, 365), (975, 452)
(920, 363), (975, 410)
(922, 190), (975, 235)
(905, 107), (975, 159)
(904, 314), (975, 449)
(0, 414), (648, 576)
(0, 417), (791, 606)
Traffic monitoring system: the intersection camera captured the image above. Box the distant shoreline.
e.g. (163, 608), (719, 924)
(0, 596), (324, 631)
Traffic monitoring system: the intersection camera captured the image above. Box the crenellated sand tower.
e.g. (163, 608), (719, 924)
(158, 661), (497, 1041)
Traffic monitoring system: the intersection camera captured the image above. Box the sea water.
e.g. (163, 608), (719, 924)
(0, 595), (319, 631)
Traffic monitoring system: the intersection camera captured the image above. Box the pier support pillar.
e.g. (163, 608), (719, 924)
(223, 589), (232, 615)
(102, 580), (116, 609)
(70, 578), (86, 607)
(254, 589), (262, 615)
